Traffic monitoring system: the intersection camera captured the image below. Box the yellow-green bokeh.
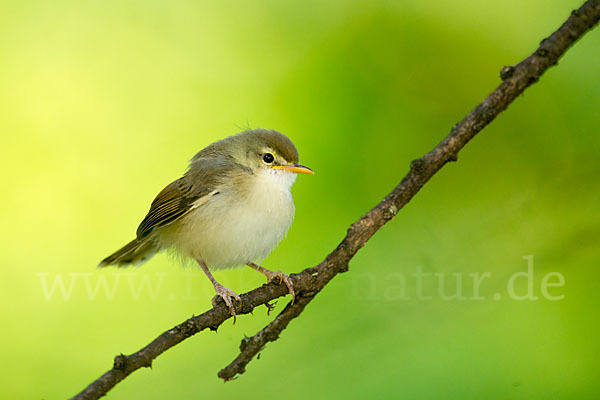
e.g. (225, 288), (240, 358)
(1, 0), (599, 398)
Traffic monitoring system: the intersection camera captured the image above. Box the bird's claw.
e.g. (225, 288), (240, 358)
(266, 270), (295, 303)
(211, 283), (241, 322)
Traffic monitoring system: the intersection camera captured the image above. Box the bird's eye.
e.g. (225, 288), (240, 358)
(262, 153), (274, 164)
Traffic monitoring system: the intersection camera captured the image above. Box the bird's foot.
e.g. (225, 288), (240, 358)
(265, 270), (295, 303)
(211, 282), (241, 322)
(247, 262), (296, 303)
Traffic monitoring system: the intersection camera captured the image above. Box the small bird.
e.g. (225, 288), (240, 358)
(99, 129), (313, 317)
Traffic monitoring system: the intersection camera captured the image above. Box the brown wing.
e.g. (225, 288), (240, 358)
(136, 154), (242, 239)
(136, 178), (204, 239)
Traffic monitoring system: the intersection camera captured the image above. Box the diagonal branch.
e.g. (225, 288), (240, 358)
(72, 1), (600, 398)
(218, 0), (600, 381)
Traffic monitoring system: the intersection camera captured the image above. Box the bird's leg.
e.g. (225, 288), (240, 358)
(247, 262), (295, 303)
(197, 259), (241, 321)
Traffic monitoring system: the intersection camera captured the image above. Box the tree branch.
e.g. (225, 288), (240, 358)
(72, 1), (600, 398)
(220, 0), (600, 381)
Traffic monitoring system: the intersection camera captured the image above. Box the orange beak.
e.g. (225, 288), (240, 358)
(272, 163), (314, 174)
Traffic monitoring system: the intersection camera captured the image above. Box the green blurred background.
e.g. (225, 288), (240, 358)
(1, 0), (599, 398)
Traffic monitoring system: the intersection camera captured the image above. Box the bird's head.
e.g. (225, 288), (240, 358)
(233, 129), (313, 177)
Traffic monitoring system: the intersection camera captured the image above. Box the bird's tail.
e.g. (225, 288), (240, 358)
(98, 238), (160, 268)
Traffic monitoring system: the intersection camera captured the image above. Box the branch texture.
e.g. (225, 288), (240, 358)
(72, 1), (600, 398)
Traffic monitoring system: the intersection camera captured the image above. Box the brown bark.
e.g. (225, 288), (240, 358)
(72, 1), (600, 398)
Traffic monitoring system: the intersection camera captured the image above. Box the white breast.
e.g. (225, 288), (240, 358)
(168, 169), (296, 269)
